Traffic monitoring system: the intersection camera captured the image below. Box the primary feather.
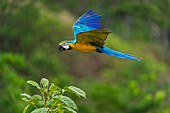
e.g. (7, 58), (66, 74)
(72, 9), (102, 39)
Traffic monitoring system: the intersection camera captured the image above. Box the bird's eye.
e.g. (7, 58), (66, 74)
(63, 43), (67, 46)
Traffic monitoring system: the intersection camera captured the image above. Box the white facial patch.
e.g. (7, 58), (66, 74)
(63, 45), (70, 50)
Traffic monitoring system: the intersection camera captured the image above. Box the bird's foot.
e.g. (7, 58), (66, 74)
(96, 48), (103, 53)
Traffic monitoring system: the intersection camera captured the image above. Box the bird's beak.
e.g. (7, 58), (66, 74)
(58, 45), (66, 52)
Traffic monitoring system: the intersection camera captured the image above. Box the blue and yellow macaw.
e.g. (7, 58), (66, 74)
(59, 9), (141, 61)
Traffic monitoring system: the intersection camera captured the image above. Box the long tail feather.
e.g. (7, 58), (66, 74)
(100, 46), (141, 61)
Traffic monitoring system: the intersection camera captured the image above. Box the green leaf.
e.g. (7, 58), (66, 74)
(27, 80), (40, 89)
(23, 104), (30, 113)
(49, 83), (61, 92)
(68, 86), (86, 98)
(58, 109), (64, 113)
(40, 78), (49, 88)
(59, 95), (77, 110)
(31, 108), (49, 113)
(47, 99), (54, 106)
(22, 98), (30, 102)
(37, 101), (44, 106)
(21, 93), (31, 98)
(21, 93), (31, 102)
(51, 106), (60, 112)
(31, 95), (42, 102)
(63, 106), (77, 113)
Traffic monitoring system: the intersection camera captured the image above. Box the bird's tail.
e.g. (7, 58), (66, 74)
(100, 46), (141, 61)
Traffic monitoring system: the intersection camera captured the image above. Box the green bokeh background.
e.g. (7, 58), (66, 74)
(0, 0), (170, 113)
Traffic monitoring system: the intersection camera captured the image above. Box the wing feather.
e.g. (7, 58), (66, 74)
(76, 29), (111, 48)
(72, 9), (102, 39)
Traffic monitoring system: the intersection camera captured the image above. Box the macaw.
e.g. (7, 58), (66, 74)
(58, 9), (141, 61)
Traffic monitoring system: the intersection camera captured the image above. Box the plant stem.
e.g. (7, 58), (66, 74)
(48, 90), (65, 113)
(48, 99), (59, 113)
(41, 91), (46, 107)
(31, 102), (38, 109)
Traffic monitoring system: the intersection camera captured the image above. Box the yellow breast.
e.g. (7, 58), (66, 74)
(67, 43), (97, 53)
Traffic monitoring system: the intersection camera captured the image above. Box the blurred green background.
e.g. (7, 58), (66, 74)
(0, 0), (170, 113)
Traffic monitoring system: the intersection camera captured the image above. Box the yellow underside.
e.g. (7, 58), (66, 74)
(67, 43), (97, 53)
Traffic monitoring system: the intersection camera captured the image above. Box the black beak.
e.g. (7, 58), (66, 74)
(58, 45), (66, 52)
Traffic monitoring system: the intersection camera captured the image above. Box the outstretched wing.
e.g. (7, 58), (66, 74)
(76, 29), (111, 48)
(72, 9), (102, 41)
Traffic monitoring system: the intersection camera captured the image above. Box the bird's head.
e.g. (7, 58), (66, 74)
(58, 41), (72, 52)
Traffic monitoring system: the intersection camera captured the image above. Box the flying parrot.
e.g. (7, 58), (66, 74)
(58, 9), (141, 61)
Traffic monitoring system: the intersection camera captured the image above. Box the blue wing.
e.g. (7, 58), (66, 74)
(72, 9), (102, 43)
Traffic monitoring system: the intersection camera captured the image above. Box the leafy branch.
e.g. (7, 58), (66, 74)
(21, 78), (86, 113)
